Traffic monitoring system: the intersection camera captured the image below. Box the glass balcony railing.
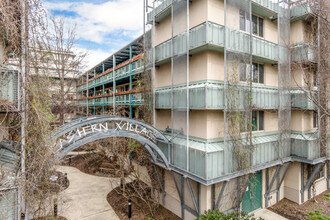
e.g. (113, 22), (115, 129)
(147, 0), (278, 23)
(155, 80), (279, 110)
(157, 130), (324, 180)
(78, 92), (144, 107)
(155, 22), (280, 64)
(77, 59), (144, 92)
(290, 4), (312, 21)
(291, 89), (315, 109)
(291, 43), (316, 63)
(158, 131), (288, 180)
(291, 131), (320, 160)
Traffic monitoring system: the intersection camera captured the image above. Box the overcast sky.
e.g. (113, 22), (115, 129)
(43, 0), (144, 71)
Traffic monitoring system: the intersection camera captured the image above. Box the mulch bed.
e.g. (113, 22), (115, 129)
(32, 216), (67, 220)
(269, 189), (330, 219)
(107, 181), (181, 220)
(62, 152), (130, 178)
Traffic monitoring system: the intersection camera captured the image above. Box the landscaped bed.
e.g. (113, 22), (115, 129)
(269, 189), (330, 219)
(62, 152), (130, 178)
(107, 181), (181, 220)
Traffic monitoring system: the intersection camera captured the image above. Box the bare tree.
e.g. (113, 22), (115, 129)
(34, 16), (87, 125)
(291, 0), (329, 156)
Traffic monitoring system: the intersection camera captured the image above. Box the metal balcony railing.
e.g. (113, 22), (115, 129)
(290, 4), (312, 22)
(157, 130), (324, 180)
(78, 92), (144, 107)
(291, 43), (316, 63)
(155, 80), (279, 110)
(155, 22), (280, 64)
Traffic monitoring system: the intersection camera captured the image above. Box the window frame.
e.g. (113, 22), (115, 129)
(239, 9), (264, 38)
(240, 61), (264, 84)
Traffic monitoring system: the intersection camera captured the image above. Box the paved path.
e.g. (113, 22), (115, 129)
(253, 208), (288, 220)
(57, 166), (120, 220)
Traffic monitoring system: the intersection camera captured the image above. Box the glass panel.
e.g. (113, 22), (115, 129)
(252, 63), (258, 83)
(259, 111), (264, 130)
(252, 15), (258, 35)
(240, 9), (245, 31)
(259, 17), (263, 37)
(259, 64), (264, 83)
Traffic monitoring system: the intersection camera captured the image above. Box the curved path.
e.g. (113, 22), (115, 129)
(57, 166), (120, 220)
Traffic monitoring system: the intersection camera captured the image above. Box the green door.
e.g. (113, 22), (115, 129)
(242, 171), (262, 213)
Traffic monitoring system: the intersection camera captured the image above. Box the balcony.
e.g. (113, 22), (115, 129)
(78, 92), (144, 107)
(158, 131), (287, 180)
(291, 131), (320, 161)
(291, 89), (315, 110)
(291, 43), (316, 63)
(155, 80), (279, 110)
(291, 4), (312, 22)
(76, 59), (144, 92)
(155, 22), (279, 64)
(147, 0), (278, 24)
(157, 129), (325, 181)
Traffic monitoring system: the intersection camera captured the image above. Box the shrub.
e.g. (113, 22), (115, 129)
(197, 210), (263, 220)
(307, 209), (330, 220)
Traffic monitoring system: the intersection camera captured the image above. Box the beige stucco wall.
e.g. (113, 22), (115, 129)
(290, 20), (312, 45)
(156, 0), (279, 46)
(156, 50), (277, 88)
(283, 162), (301, 204)
(291, 110), (315, 131)
(208, 0), (278, 44)
(155, 62), (171, 88)
(155, 109), (171, 131)
(264, 63), (278, 87)
(155, 15), (172, 46)
(264, 111), (278, 132)
(155, 109), (224, 139)
(0, 113), (9, 141)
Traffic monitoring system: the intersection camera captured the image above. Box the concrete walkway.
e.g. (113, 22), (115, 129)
(57, 166), (120, 220)
(253, 208), (288, 220)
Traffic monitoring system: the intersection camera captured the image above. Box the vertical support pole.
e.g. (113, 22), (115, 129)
(102, 63), (105, 113)
(113, 55), (116, 114)
(211, 184), (215, 210)
(129, 45), (133, 118)
(276, 168), (280, 202)
(197, 182), (200, 215)
(181, 175), (185, 219)
(93, 68), (96, 115)
(265, 168), (269, 207)
(301, 163), (305, 203)
(87, 72), (89, 115)
(186, 0), (190, 174)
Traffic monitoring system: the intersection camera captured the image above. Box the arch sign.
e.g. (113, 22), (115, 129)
(52, 116), (171, 169)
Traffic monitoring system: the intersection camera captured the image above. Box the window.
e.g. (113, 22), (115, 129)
(252, 111), (264, 131)
(313, 111), (318, 128)
(240, 61), (264, 84)
(240, 10), (264, 37)
(240, 111), (264, 132)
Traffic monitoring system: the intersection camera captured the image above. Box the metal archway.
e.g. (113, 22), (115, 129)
(51, 115), (171, 170)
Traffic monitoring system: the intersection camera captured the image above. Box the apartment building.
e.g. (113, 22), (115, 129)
(76, 36), (145, 118)
(144, 0), (329, 219)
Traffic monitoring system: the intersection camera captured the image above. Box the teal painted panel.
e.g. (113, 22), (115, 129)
(242, 171), (262, 213)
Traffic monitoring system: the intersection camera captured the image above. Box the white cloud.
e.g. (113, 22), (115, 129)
(78, 48), (114, 72)
(44, 0), (144, 44)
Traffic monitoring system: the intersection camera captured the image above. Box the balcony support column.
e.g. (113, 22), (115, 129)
(129, 45), (133, 118)
(212, 181), (227, 211)
(86, 71), (89, 115)
(113, 55), (116, 114)
(102, 63), (105, 113)
(327, 161), (330, 189)
(300, 162), (324, 203)
(93, 68), (96, 115)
